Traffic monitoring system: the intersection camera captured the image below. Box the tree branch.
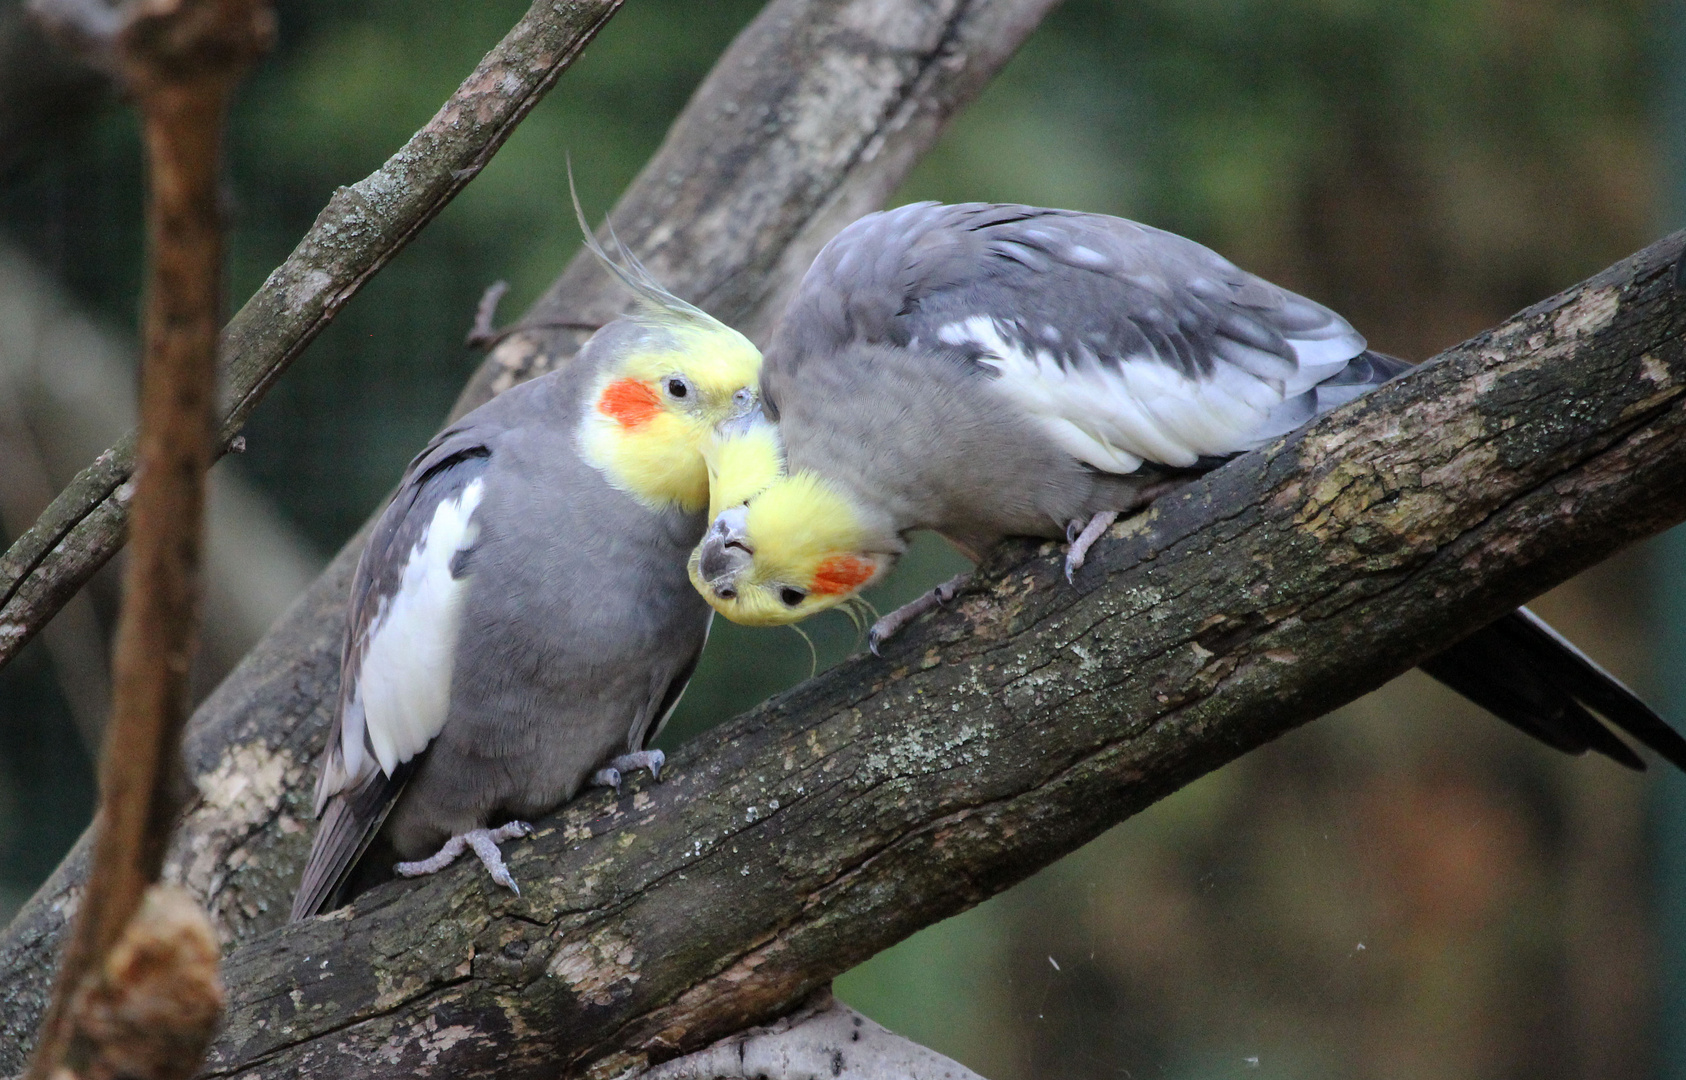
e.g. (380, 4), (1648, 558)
(0, 0), (627, 672)
(163, 230), (1686, 1078)
(0, 0), (1062, 1068)
(22, 0), (272, 1074)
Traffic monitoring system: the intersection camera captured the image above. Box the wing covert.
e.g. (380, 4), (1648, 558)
(776, 202), (1377, 471)
(312, 429), (492, 813)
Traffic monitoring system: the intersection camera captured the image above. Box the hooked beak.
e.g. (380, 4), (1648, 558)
(696, 505), (753, 599)
(714, 391), (764, 439)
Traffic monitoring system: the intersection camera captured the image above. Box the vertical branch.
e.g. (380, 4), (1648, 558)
(22, 2), (272, 1078)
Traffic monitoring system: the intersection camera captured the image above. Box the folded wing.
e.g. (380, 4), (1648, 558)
(290, 431), (491, 921)
(784, 201), (1387, 473)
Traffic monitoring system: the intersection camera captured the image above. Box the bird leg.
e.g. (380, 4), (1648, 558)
(395, 820), (536, 894)
(867, 572), (971, 656)
(591, 748), (666, 795)
(1064, 510), (1119, 581)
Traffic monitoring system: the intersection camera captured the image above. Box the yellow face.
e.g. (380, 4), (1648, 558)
(688, 470), (895, 626)
(702, 414), (786, 520)
(579, 319), (763, 513)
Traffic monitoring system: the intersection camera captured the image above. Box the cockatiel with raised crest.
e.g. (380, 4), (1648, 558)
(291, 239), (760, 920)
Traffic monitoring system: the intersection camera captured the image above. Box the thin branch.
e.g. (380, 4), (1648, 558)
(463, 280), (509, 347)
(0, 0), (628, 673)
(0, 0), (1067, 1066)
(23, 0), (271, 1076)
(170, 230), (1686, 1078)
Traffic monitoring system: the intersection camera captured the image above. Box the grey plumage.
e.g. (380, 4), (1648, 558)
(702, 200), (1686, 773)
(760, 202), (1406, 553)
(292, 322), (713, 921)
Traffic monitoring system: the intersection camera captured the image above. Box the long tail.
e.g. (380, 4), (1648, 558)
(1418, 607), (1686, 772)
(289, 761), (413, 921)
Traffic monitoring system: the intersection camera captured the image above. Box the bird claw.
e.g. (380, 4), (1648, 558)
(867, 572), (971, 655)
(593, 749), (666, 797)
(395, 821), (535, 896)
(610, 749), (665, 783)
(1064, 511), (1118, 583)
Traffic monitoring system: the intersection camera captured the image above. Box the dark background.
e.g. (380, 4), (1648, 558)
(2, 1), (1684, 1077)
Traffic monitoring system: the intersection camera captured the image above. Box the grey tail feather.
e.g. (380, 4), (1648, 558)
(566, 159), (709, 322)
(1418, 606), (1686, 773)
(289, 760), (415, 921)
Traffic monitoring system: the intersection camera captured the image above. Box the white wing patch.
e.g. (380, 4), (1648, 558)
(344, 477), (486, 781)
(945, 315), (1362, 472)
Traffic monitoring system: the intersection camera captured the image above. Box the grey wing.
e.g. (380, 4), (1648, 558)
(639, 614), (710, 750)
(778, 202), (1394, 472)
(290, 429), (492, 921)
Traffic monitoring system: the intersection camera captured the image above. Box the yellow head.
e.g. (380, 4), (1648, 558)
(578, 315), (762, 513)
(702, 412), (787, 520)
(689, 468), (899, 625)
(569, 196), (762, 512)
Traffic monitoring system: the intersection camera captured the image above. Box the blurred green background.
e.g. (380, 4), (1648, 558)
(2, 1), (1683, 1076)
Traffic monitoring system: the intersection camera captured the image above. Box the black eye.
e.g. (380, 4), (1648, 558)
(779, 587), (806, 607)
(666, 377), (688, 399)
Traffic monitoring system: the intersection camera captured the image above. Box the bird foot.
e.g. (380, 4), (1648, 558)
(395, 820), (536, 895)
(1064, 511), (1119, 582)
(592, 749), (666, 795)
(868, 572), (971, 656)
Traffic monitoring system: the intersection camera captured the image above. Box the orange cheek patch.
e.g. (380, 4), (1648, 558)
(811, 555), (875, 596)
(598, 378), (663, 428)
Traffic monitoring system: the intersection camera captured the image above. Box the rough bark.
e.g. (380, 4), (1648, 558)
(0, 0), (1061, 1068)
(0, 0), (627, 672)
(122, 231), (1686, 1077)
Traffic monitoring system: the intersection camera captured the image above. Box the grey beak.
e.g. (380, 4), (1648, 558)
(714, 393), (765, 438)
(697, 506), (753, 598)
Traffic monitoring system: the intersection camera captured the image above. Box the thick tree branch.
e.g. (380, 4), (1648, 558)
(0, 0), (1061, 1067)
(0, 0), (627, 672)
(172, 232), (1686, 1077)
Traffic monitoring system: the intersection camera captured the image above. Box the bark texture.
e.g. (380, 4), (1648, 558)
(139, 230), (1686, 1078)
(0, 0), (1060, 1069)
(0, 0), (627, 672)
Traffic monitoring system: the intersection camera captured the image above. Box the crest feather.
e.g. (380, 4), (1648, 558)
(569, 164), (714, 328)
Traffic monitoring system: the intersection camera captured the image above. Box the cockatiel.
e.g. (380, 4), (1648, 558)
(290, 251), (761, 921)
(690, 201), (1686, 774)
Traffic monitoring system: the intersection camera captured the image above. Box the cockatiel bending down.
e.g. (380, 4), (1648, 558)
(290, 252), (761, 921)
(690, 201), (1686, 774)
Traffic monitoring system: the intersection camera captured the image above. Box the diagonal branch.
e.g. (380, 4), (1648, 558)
(0, 0), (1063, 1067)
(156, 231), (1686, 1076)
(0, 0), (628, 672)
